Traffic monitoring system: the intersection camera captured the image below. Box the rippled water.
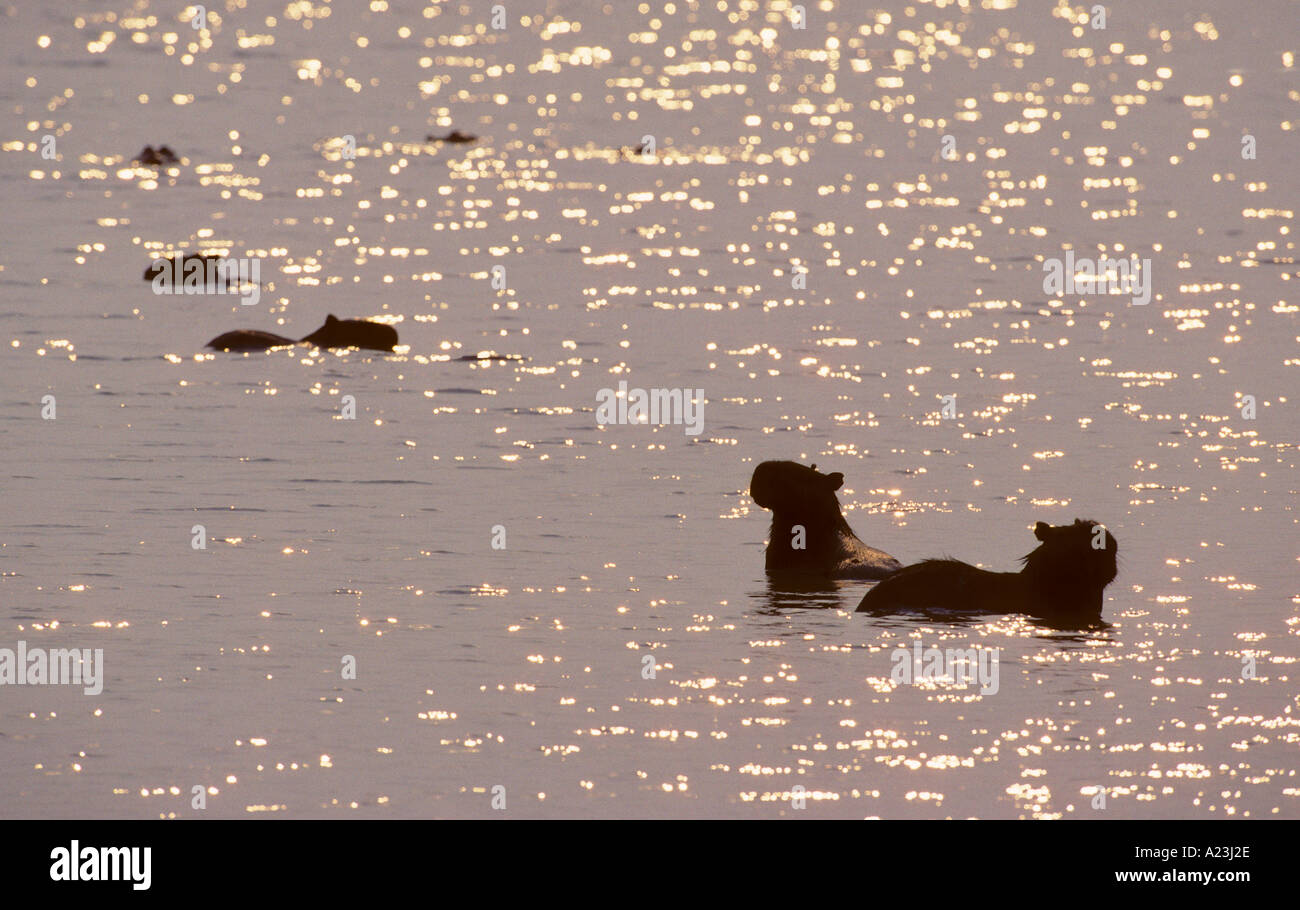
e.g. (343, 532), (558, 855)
(1, 0), (1296, 818)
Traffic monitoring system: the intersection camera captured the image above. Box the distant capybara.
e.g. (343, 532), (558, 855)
(749, 460), (902, 579)
(206, 330), (298, 352)
(426, 130), (477, 143)
(299, 314), (398, 351)
(856, 519), (1118, 623)
(144, 253), (230, 285)
(206, 315), (398, 352)
(135, 145), (179, 166)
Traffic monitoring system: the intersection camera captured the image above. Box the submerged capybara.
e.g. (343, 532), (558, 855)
(426, 130), (477, 143)
(144, 253), (230, 284)
(206, 314), (398, 352)
(299, 314), (398, 351)
(135, 145), (179, 166)
(856, 519), (1118, 624)
(205, 330), (298, 352)
(750, 460), (902, 579)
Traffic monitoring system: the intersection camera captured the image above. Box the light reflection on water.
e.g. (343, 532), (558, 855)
(0, 0), (1295, 817)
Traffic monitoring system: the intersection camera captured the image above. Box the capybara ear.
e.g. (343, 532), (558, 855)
(824, 472), (844, 491)
(1034, 521), (1051, 540)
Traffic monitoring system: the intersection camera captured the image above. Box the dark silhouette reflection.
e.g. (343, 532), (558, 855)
(750, 574), (868, 614)
(1034, 619), (1114, 640)
(858, 605), (991, 630)
(858, 601), (1113, 635)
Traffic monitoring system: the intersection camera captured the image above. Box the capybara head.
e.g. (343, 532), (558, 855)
(300, 314), (398, 351)
(754, 462), (842, 512)
(750, 460), (847, 523)
(751, 460), (901, 579)
(1024, 519), (1118, 590)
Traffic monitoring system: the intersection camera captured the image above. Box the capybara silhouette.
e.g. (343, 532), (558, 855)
(855, 519), (1118, 623)
(426, 130), (477, 143)
(300, 314), (398, 351)
(750, 460), (902, 579)
(144, 253), (230, 284)
(206, 330), (298, 352)
(135, 145), (179, 166)
(206, 315), (398, 352)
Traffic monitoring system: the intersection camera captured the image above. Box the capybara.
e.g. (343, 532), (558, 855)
(206, 330), (298, 351)
(206, 315), (398, 352)
(856, 519), (1118, 624)
(144, 253), (230, 284)
(135, 145), (179, 166)
(426, 130), (477, 143)
(750, 460), (902, 579)
(299, 314), (398, 351)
